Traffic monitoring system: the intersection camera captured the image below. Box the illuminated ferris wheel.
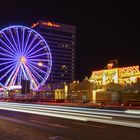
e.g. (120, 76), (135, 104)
(0, 25), (52, 90)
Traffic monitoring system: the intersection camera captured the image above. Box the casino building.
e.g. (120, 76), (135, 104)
(89, 61), (140, 85)
(31, 21), (76, 83)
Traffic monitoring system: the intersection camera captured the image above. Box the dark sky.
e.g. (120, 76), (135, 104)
(0, 0), (140, 80)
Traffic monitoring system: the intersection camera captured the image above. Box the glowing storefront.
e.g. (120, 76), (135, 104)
(89, 65), (140, 85)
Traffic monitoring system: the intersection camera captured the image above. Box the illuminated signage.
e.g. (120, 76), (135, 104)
(102, 69), (118, 85)
(89, 65), (140, 85)
(92, 71), (103, 79)
(42, 22), (60, 27)
(89, 70), (103, 83)
(119, 66), (140, 77)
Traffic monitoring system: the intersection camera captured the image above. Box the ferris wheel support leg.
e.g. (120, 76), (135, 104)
(23, 63), (38, 89)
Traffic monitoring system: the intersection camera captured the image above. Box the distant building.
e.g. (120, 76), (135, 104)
(67, 80), (96, 102)
(31, 21), (76, 83)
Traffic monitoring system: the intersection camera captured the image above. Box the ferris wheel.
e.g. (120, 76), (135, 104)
(0, 25), (52, 90)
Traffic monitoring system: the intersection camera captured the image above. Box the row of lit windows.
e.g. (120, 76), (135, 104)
(51, 53), (73, 59)
(44, 37), (73, 44)
(43, 35), (74, 42)
(41, 32), (75, 40)
(39, 27), (74, 37)
(52, 75), (72, 79)
(46, 40), (75, 47)
(50, 44), (74, 50)
(51, 49), (72, 55)
(52, 59), (73, 63)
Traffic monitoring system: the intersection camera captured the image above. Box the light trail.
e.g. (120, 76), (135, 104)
(0, 102), (140, 118)
(0, 102), (140, 128)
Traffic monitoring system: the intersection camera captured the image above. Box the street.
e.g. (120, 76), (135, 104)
(0, 102), (140, 140)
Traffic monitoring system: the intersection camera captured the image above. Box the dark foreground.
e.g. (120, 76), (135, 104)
(0, 109), (139, 140)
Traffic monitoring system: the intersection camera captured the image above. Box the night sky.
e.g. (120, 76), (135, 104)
(0, 0), (140, 81)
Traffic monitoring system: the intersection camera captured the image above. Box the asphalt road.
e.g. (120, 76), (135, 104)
(0, 109), (139, 140)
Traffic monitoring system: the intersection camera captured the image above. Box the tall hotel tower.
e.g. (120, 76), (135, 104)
(31, 21), (76, 83)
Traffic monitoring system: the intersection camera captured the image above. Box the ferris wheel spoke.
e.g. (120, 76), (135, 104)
(0, 61), (17, 72)
(1, 32), (18, 55)
(23, 64), (38, 89)
(0, 52), (16, 59)
(25, 64), (40, 85)
(27, 52), (49, 59)
(9, 28), (20, 55)
(23, 31), (31, 55)
(27, 46), (46, 57)
(1, 62), (18, 86)
(28, 63), (47, 74)
(17, 67), (22, 85)
(20, 64), (29, 80)
(26, 63), (44, 81)
(16, 27), (21, 55)
(8, 64), (20, 86)
(0, 64), (16, 81)
(26, 40), (43, 56)
(27, 58), (51, 62)
(21, 28), (25, 55)
(0, 60), (17, 66)
(24, 35), (37, 56)
(27, 62), (48, 75)
(0, 40), (17, 57)
(0, 57), (17, 61)
(28, 61), (50, 68)
(0, 83), (4, 87)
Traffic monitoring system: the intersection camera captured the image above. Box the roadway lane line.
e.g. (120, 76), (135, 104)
(30, 119), (68, 128)
(73, 122), (105, 129)
(31, 116), (49, 120)
(86, 118), (140, 128)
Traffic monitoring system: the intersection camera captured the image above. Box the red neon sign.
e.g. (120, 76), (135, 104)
(31, 22), (39, 28)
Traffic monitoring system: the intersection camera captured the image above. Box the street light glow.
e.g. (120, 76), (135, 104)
(38, 62), (43, 66)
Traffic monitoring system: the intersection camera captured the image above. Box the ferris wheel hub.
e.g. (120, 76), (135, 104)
(20, 56), (26, 64)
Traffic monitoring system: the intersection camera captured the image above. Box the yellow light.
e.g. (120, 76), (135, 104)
(31, 22), (39, 28)
(20, 56), (26, 63)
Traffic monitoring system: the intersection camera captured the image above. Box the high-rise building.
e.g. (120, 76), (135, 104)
(31, 21), (76, 83)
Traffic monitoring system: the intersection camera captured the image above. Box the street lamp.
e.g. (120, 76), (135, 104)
(38, 62), (43, 66)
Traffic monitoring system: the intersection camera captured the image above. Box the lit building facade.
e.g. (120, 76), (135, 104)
(89, 65), (140, 85)
(32, 21), (76, 83)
